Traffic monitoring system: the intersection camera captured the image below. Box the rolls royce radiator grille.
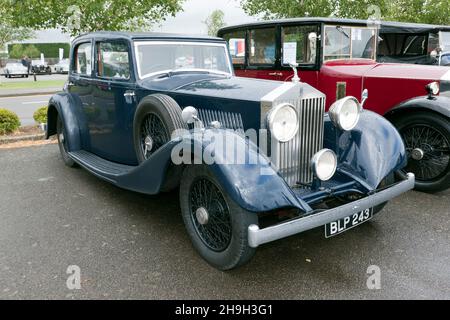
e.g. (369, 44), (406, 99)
(274, 97), (326, 186)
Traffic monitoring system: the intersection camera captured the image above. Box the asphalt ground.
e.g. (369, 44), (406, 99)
(0, 144), (449, 299)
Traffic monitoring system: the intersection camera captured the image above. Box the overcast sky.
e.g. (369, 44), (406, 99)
(19, 0), (256, 45)
(158, 0), (257, 34)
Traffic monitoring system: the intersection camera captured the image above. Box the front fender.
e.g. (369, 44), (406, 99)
(172, 129), (310, 213)
(324, 110), (407, 190)
(47, 93), (86, 152)
(386, 95), (450, 119)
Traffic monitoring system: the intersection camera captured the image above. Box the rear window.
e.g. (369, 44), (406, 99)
(74, 42), (92, 75)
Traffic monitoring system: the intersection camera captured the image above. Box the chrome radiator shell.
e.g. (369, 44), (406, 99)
(261, 82), (326, 186)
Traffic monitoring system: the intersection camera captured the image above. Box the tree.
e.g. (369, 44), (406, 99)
(0, 24), (34, 53)
(240, 0), (450, 25)
(23, 45), (40, 59)
(1, 0), (185, 37)
(204, 10), (226, 37)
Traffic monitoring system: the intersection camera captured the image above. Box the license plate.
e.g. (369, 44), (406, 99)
(325, 208), (373, 238)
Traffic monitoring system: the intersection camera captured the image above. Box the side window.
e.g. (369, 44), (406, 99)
(97, 42), (130, 79)
(222, 30), (246, 66)
(281, 25), (318, 65)
(74, 42), (92, 75)
(249, 27), (276, 65)
(403, 35), (427, 56)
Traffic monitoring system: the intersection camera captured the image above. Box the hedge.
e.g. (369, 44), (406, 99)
(0, 109), (21, 135)
(33, 106), (48, 124)
(8, 43), (70, 59)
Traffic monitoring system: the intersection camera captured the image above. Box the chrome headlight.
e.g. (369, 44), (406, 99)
(268, 103), (299, 142)
(329, 96), (362, 131)
(426, 82), (440, 95)
(311, 149), (337, 181)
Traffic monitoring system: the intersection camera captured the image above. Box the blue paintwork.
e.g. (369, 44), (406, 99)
(47, 32), (408, 214)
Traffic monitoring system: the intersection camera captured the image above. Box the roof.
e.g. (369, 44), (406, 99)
(380, 21), (450, 34)
(218, 17), (450, 34)
(73, 31), (223, 43)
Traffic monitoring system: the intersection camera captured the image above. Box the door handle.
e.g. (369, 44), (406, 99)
(124, 91), (135, 98)
(124, 91), (136, 103)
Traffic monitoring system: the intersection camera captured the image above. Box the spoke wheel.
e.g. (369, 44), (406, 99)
(139, 113), (170, 160)
(189, 177), (232, 252)
(401, 124), (450, 182)
(180, 164), (258, 270)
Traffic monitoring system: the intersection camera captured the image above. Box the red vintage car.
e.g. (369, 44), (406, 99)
(218, 18), (450, 193)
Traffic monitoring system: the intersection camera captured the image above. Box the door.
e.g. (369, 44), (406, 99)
(69, 41), (94, 150)
(90, 40), (138, 165)
(279, 24), (320, 88)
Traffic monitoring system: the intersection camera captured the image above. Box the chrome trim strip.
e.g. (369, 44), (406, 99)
(248, 173), (415, 248)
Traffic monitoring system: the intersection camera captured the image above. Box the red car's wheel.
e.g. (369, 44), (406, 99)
(393, 112), (450, 193)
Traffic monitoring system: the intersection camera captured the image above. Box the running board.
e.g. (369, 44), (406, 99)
(69, 150), (135, 181)
(67, 141), (180, 195)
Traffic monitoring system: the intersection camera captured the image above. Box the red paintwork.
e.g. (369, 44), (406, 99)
(236, 59), (449, 114)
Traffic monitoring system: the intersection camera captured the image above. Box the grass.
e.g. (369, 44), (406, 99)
(0, 80), (65, 91)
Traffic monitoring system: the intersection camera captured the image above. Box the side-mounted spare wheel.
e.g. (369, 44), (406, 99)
(180, 164), (259, 270)
(133, 94), (187, 192)
(392, 111), (450, 193)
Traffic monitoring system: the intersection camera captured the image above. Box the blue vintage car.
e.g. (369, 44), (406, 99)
(46, 32), (415, 270)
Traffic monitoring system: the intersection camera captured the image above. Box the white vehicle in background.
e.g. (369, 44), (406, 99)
(4, 63), (28, 78)
(53, 59), (69, 74)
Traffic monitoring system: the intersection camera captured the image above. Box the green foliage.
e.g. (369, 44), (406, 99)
(33, 106), (48, 124)
(240, 0), (450, 25)
(1, 0), (185, 37)
(0, 23), (34, 51)
(0, 109), (20, 135)
(204, 10), (226, 37)
(8, 43), (70, 59)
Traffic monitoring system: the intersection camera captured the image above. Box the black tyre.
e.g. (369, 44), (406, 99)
(56, 116), (77, 168)
(133, 94), (187, 192)
(180, 164), (258, 270)
(392, 112), (450, 193)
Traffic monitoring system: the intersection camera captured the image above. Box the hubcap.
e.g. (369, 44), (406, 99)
(140, 113), (169, 160)
(411, 148), (424, 161)
(144, 136), (153, 154)
(195, 207), (209, 225)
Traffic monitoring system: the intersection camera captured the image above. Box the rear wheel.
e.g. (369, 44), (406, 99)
(56, 116), (77, 168)
(133, 94), (187, 192)
(180, 164), (258, 270)
(392, 112), (450, 193)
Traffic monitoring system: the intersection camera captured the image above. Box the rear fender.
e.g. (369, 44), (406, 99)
(46, 93), (87, 152)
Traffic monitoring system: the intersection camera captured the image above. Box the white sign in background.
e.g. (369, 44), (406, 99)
(283, 42), (297, 65)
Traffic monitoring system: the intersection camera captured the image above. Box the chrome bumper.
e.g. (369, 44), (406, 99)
(248, 173), (415, 248)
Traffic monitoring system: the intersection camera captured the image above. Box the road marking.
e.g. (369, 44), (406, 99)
(22, 101), (49, 105)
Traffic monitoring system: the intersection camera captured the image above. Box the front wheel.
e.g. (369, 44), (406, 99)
(392, 112), (450, 193)
(180, 164), (258, 270)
